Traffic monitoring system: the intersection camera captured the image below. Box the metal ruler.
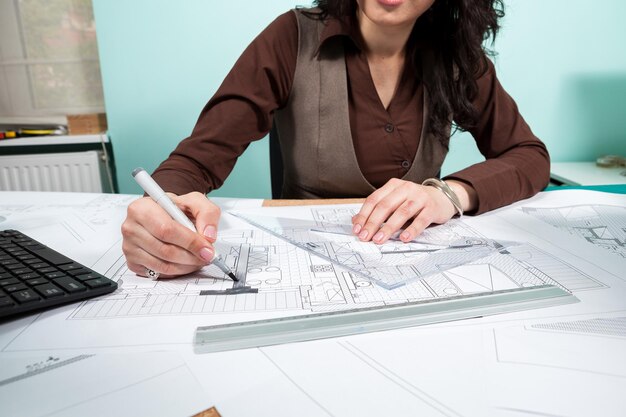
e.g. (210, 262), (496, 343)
(194, 285), (578, 353)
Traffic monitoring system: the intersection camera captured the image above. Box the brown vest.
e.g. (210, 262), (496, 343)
(273, 8), (450, 199)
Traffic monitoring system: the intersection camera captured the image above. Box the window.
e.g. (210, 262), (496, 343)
(0, 0), (104, 120)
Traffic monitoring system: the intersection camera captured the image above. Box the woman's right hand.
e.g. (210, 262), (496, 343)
(121, 191), (221, 278)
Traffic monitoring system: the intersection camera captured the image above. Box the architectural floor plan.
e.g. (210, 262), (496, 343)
(522, 204), (626, 258)
(66, 205), (601, 320)
(2, 189), (626, 417)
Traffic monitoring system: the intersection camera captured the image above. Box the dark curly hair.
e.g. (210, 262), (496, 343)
(313, 0), (504, 140)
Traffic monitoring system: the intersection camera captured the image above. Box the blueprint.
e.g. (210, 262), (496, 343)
(1, 190), (626, 417)
(484, 312), (626, 417)
(0, 192), (136, 268)
(522, 204), (626, 258)
(2, 190), (624, 351)
(63, 206), (595, 321)
(0, 351), (210, 417)
(231, 209), (521, 289)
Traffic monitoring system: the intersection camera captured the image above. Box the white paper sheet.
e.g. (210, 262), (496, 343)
(483, 312), (626, 417)
(0, 351), (211, 417)
(3, 190), (625, 352)
(1, 190), (625, 417)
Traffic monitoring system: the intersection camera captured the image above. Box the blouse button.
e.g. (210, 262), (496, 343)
(401, 160), (411, 169)
(384, 123), (395, 133)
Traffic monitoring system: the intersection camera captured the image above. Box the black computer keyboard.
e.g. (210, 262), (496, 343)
(0, 230), (117, 319)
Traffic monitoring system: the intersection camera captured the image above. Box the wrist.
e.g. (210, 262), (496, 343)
(445, 180), (477, 213)
(421, 178), (463, 217)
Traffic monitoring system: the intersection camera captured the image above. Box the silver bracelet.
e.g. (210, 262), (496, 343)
(421, 178), (464, 217)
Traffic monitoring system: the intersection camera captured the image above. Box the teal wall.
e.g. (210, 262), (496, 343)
(442, 0), (626, 174)
(94, 0), (626, 196)
(93, 0), (297, 196)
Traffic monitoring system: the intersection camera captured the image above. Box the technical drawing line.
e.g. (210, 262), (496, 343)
(490, 329), (626, 379)
(31, 364), (192, 417)
(91, 238), (123, 269)
(498, 212), (624, 285)
(531, 316), (626, 338)
(0, 354), (93, 387)
(380, 244), (475, 254)
(341, 341), (463, 417)
(61, 221), (83, 243)
(521, 204), (626, 259)
(1, 314), (40, 352)
(200, 287), (258, 295)
(74, 212), (97, 233)
(258, 349), (336, 417)
(380, 248), (440, 254)
(494, 406), (567, 417)
(313, 227), (485, 251)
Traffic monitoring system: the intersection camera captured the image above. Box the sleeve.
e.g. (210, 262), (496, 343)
(151, 11), (298, 195)
(443, 58), (551, 214)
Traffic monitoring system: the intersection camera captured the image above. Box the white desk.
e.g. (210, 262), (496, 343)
(1, 191), (625, 417)
(550, 161), (626, 185)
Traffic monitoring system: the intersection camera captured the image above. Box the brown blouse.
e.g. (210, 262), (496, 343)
(152, 11), (550, 214)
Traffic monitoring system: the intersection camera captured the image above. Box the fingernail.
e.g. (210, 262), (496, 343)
(373, 231), (384, 243)
(401, 231), (411, 241)
(359, 230), (369, 240)
(353, 224), (362, 234)
(203, 225), (217, 240)
(199, 247), (214, 262)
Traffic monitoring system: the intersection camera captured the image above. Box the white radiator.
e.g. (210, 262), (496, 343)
(0, 151), (104, 192)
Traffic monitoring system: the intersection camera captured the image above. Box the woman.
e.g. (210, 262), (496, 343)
(121, 0), (549, 278)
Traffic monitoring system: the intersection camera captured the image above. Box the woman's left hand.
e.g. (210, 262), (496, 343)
(351, 178), (475, 244)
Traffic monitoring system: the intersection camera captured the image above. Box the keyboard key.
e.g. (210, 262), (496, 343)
(19, 241), (41, 247)
(84, 278), (112, 289)
(30, 263), (49, 270)
(0, 259), (18, 266)
(45, 272), (67, 279)
(22, 258), (42, 265)
(0, 277), (19, 287)
(38, 267), (58, 274)
(27, 246), (73, 266)
(12, 268), (33, 276)
(17, 272), (40, 281)
(5, 263), (26, 270)
(59, 264), (85, 272)
(34, 283), (64, 298)
(26, 277), (48, 286)
(53, 276), (86, 293)
(0, 297), (14, 308)
(68, 268), (93, 277)
(12, 289), (40, 303)
(75, 273), (102, 282)
(4, 283), (28, 293)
